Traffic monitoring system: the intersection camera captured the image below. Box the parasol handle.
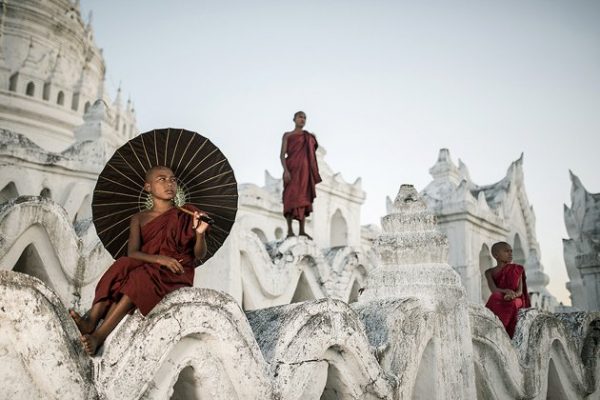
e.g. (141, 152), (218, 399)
(177, 207), (215, 225)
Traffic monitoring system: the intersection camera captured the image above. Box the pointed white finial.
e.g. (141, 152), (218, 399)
(113, 83), (122, 107)
(429, 148), (461, 185)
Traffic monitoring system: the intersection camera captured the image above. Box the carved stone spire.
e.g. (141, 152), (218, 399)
(429, 148), (461, 186)
(563, 171), (600, 310)
(359, 184), (476, 398)
(360, 184), (464, 306)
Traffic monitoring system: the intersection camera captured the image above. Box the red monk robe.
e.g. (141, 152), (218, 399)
(93, 205), (201, 316)
(485, 263), (530, 338)
(283, 131), (322, 221)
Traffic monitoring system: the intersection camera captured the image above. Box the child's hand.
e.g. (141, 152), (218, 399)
(283, 170), (291, 184)
(503, 290), (517, 301)
(192, 211), (210, 235)
(155, 255), (184, 274)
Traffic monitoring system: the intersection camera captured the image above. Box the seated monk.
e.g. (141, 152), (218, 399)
(280, 111), (322, 239)
(69, 166), (210, 355)
(484, 241), (530, 338)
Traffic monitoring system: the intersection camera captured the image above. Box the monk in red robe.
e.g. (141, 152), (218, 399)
(484, 241), (530, 338)
(69, 166), (210, 355)
(280, 111), (322, 238)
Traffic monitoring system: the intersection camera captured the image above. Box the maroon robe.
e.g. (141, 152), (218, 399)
(283, 131), (322, 221)
(92, 205), (200, 316)
(485, 263), (530, 338)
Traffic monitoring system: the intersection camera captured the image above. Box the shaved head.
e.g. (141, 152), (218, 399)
(293, 110), (306, 120)
(491, 241), (511, 257)
(145, 166), (173, 182)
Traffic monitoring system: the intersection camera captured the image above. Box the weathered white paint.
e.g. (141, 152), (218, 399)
(0, 0), (136, 152)
(564, 171), (600, 311)
(1, 2), (598, 398)
(422, 149), (558, 310)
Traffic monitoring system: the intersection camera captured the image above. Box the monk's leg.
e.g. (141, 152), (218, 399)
(73, 257), (134, 335)
(102, 301), (119, 322)
(506, 298), (525, 338)
(70, 300), (110, 335)
(81, 295), (134, 355)
(286, 214), (294, 237)
(298, 218), (312, 240)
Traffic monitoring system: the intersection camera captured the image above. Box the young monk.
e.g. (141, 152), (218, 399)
(69, 166), (210, 355)
(484, 241), (531, 338)
(280, 111), (322, 239)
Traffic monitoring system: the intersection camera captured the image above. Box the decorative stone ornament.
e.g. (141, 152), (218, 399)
(361, 184), (464, 309)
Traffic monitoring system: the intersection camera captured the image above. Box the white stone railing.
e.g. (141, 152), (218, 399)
(0, 196), (112, 308)
(235, 230), (372, 308)
(2, 271), (599, 399)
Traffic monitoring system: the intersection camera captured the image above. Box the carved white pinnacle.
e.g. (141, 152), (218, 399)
(376, 184), (448, 266)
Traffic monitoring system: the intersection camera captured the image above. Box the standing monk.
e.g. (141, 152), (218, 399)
(280, 111), (322, 238)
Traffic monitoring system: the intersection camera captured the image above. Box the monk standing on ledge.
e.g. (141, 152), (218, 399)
(280, 111), (322, 239)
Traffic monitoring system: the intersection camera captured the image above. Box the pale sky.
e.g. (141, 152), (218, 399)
(82, 0), (600, 305)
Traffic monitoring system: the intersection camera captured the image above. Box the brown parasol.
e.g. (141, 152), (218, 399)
(92, 128), (238, 262)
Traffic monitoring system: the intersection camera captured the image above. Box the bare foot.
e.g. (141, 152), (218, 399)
(81, 334), (101, 356)
(286, 232), (295, 238)
(299, 232), (312, 240)
(69, 310), (96, 335)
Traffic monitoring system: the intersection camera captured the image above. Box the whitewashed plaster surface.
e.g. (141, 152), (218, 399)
(1, 186), (599, 399)
(1, 2), (599, 399)
(422, 148), (557, 310)
(0, 196), (111, 309)
(564, 171), (600, 311)
(0, 0), (137, 152)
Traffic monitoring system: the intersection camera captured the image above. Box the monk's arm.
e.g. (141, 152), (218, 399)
(280, 133), (290, 178)
(485, 270), (511, 295)
(515, 276), (523, 297)
(127, 214), (184, 273)
(191, 211), (210, 263)
(193, 232), (207, 262)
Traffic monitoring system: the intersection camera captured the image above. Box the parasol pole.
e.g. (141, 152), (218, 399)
(177, 206), (215, 225)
